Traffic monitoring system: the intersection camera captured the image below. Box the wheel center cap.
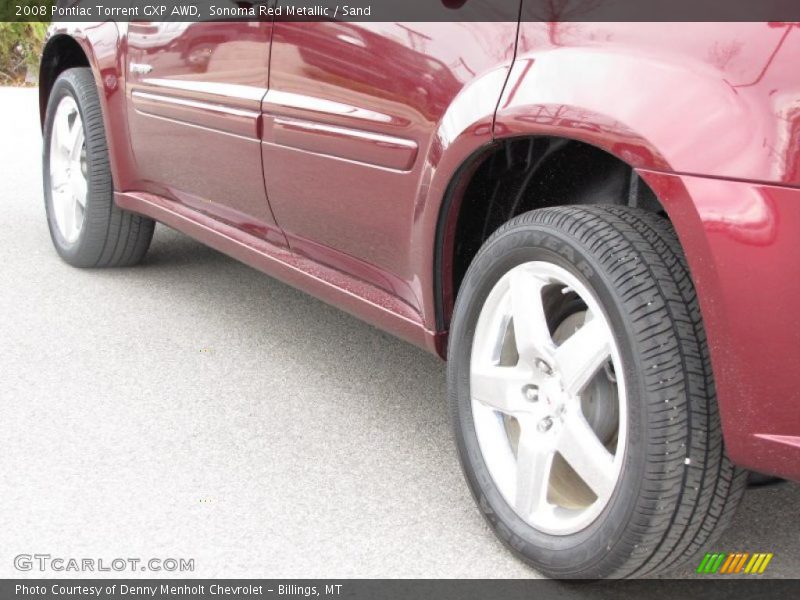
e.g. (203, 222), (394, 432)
(538, 376), (570, 425)
(539, 377), (563, 407)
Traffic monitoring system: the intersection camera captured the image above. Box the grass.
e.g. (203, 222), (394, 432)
(0, 22), (48, 86)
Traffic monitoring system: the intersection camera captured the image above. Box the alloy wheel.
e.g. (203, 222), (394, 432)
(49, 95), (87, 244)
(470, 261), (627, 535)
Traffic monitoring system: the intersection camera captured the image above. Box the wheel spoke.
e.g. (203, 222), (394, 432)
(471, 364), (532, 414)
(557, 410), (616, 500)
(515, 428), (555, 519)
(73, 192), (85, 230)
(73, 171), (88, 207)
(554, 316), (612, 396)
(50, 170), (70, 195)
(55, 110), (73, 154)
(69, 115), (84, 159)
(509, 269), (556, 365)
(60, 193), (77, 240)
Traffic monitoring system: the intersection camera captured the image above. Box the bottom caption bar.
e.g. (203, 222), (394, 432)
(3, 579), (799, 600)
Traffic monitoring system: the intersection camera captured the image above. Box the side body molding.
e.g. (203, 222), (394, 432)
(261, 92), (419, 172)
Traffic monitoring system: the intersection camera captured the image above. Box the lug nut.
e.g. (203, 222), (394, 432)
(535, 359), (553, 375)
(537, 417), (553, 433)
(523, 385), (538, 402)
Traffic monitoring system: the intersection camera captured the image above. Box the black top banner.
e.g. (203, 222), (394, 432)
(4, 0), (800, 23)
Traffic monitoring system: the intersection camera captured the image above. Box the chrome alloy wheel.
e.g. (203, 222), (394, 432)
(470, 261), (627, 535)
(49, 95), (88, 244)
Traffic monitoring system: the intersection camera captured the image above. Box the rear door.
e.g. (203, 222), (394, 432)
(126, 18), (283, 245)
(262, 8), (519, 312)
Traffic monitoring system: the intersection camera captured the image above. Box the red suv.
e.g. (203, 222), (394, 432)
(38, 14), (800, 578)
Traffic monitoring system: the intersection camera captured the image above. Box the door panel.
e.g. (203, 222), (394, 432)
(126, 18), (283, 244)
(263, 14), (519, 312)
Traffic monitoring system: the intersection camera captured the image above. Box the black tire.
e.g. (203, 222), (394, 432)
(447, 205), (746, 578)
(43, 67), (154, 267)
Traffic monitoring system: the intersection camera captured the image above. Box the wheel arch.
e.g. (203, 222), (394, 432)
(432, 132), (669, 339)
(429, 105), (748, 483)
(430, 44), (755, 346)
(39, 33), (90, 129)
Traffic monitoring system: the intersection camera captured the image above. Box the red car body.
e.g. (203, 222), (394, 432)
(40, 16), (800, 482)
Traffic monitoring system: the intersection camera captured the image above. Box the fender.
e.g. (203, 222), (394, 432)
(411, 62), (514, 347)
(40, 22), (137, 191)
(424, 37), (773, 345)
(497, 22), (800, 186)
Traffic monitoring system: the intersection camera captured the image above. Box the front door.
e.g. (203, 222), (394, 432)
(126, 17), (281, 244)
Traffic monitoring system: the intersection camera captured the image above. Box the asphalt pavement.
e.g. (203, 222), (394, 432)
(1, 86), (797, 579)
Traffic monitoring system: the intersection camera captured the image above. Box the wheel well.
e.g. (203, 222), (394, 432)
(39, 35), (90, 128)
(436, 136), (666, 331)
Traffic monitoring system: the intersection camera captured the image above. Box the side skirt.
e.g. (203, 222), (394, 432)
(115, 191), (442, 355)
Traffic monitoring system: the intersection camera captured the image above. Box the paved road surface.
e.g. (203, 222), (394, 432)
(1, 86), (797, 579)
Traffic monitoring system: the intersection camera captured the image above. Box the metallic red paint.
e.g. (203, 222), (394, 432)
(124, 21), (284, 246)
(40, 19), (800, 481)
(502, 22), (800, 185)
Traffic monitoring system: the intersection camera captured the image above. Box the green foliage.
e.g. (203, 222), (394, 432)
(0, 22), (49, 85)
(0, 0), (54, 22)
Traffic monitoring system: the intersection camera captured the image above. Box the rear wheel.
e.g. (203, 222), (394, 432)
(43, 67), (154, 267)
(447, 205), (746, 578)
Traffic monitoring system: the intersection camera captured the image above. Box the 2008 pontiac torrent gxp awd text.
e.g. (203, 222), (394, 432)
(38, 11), (800, 578)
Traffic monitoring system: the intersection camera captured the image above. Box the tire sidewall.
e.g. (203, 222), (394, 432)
(447, 220), (649, 578)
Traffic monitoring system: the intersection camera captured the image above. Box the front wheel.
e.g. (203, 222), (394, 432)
(43, 67), (154, 267)
(447, 205), (746, 578)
